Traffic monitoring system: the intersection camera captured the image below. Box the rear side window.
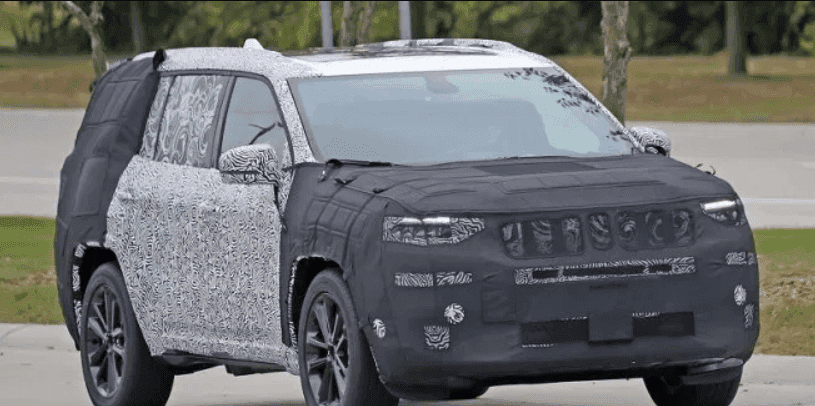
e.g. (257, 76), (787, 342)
(220, 77), (290, 166)
(153, 75), (230, 167)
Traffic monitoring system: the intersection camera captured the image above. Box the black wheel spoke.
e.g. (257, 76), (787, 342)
(332, 360), (347, 398)
(107, 351), (118, 394)
(313, 300), (332, 341)
(92, 300), (107, 332)
(307, 356), (329, 373)
(105, 290), (114, 332)
(307, 331), (329, 350)
(88, 318), (106, 340)
(88, 344), (106, 366)
(319, 367), (333, 403)
(331, 312), (342, 345)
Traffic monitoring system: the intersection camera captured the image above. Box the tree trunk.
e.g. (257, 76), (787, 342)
(339, 1), (357, 47)
(320, 1), (334, 48)
(130, 1), (144, 53)
(601, 1), (632, 125)
(412, 0), (426, 39)
(357, 2), (376, 44)
(60, 1), (107, 81)
(726, 1), (746, 75)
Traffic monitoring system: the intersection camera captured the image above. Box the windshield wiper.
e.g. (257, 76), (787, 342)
(318, 158), (394, 182)
(248, 122), (279, 145)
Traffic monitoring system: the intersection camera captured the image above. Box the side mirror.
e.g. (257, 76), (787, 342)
(629, 127), (671, 156)
(219, 144), (280, 185)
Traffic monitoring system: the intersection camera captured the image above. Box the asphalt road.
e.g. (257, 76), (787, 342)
(1, 109), (814, 228)
(1, 323), (814, 406)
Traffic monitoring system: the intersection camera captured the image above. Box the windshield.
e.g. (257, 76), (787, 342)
(290, 67), (634, 164)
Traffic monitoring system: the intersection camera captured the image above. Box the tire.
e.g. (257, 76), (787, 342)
(643, 369), (742, 406)
(447, 385), (489, 400)
(298, 270), (399, 406)
(80, 262), (174, 406)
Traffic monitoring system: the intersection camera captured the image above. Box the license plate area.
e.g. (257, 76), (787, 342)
(589, 311), (633, 343)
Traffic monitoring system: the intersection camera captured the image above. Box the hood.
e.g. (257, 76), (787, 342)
(330, 154), (736, 214)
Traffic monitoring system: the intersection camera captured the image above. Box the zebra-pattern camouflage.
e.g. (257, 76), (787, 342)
(435, 271), (473, 286)
(218, 144), (282, 186)
(394, 272), (434, 288)
(383, 217), (485, 246)
(515, 257), (696, 285)
(394, 271), (474, 288)
(424, 325), (450, 350)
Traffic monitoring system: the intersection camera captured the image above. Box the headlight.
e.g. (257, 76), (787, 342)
(700, 198), (746, 226)
(383, 216), (485, 246)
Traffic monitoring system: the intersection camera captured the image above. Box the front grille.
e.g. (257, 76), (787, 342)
(521, 312), (695, 347)
(502, 206), (696, 259)
(515, 257), (696, 285)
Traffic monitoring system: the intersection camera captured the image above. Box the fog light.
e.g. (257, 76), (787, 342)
(734, 285), (746, 306)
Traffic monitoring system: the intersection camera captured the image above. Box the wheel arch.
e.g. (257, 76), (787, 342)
(70, 241), (120, 337)
(286, 255), (343, 347)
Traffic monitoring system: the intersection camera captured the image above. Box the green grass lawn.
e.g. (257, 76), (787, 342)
(0, 216), (813, 356)
(552, 53), (815, 123)
(1, 52), (814, 122)
(0, 216), (61, 324)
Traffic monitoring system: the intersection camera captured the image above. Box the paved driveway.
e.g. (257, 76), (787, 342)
(1, 323), (814, 406)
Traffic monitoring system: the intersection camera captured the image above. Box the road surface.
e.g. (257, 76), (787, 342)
(1, 323), (814, 406)
(1, 109), (813, 228)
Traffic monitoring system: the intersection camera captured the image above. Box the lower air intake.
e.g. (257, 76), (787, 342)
(521, 312), (695, 347)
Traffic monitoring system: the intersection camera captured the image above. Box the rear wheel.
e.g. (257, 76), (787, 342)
(80, 262), (174, 406)
(298, 270), (399, 406)
(643, 370), (741, 406)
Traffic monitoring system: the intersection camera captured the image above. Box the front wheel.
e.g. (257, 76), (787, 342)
(643, 369), (742, 406)
(298, 270), (399, 406)
(80, 262), (174, 406)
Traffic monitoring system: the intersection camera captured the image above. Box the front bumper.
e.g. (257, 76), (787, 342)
(363, 208), (759, 392)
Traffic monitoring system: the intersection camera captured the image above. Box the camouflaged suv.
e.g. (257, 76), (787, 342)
(56, 38), (758, 406)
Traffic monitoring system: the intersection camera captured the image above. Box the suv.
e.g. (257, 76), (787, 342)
(56, 38), (758, 406)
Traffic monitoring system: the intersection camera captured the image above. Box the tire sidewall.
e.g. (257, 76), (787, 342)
(79, 262), (149, 406)
(297, 271), (371, 406)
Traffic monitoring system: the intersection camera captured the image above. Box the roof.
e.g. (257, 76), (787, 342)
(132, 38), (556, 79)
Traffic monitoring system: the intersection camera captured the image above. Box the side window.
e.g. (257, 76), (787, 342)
(154, 74), (230, 167)
(140, 76), (172, 159)
(220, 77), (291, 167)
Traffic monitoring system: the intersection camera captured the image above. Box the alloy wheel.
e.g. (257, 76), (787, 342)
(304, 293), (349, 406)
(84, 285), (126, 398)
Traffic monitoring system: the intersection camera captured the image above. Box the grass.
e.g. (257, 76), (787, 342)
(0, 216), (62, 324)
(0, 216), (813, 356)
(752, 229), (815, 356)
(553, 53), (815, 122)
(1, 52), (814, 121)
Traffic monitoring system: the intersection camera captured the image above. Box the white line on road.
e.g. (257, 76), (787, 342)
(742, 198), (815, 205)
(0, 176), (59, 186)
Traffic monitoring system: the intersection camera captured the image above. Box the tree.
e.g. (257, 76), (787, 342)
(130, 1), (144, 53)
(60, 1), (107, 81)
(600, 1), (632, 125)
(726, 1), (746, 75)
(339, 1), (376, 46)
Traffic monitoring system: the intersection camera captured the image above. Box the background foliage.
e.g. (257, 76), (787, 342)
(3, 1), (815, 56)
